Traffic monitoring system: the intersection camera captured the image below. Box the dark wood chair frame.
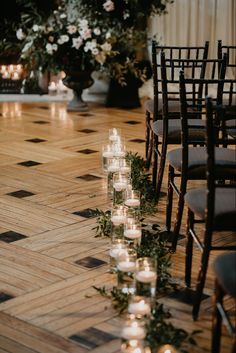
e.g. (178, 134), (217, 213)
(185, 98), (236, 320)
(145, 40), (209, 169)
(151, 52), (226, 203)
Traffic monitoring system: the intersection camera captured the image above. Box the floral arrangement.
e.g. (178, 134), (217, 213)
(16, 1), (115, 73)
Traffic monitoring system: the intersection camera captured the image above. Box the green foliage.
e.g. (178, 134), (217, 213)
(93, 209), (112, 238)
(145, 303), (200, 353)
(93, 285), (131, 314)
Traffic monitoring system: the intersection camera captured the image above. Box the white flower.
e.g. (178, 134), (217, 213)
(57, 38), (64, 45)
(46, 43), (58, 54)
(105, 32), (111, 39)
(72, 37), (83, 49)
(79, 28), (92, 40)
(84, 40), (97, 52)
(22, 41), (33, 53)
(94, 28), (101, 36)
(52, 44), (58, 51)
(103, 0), (115, 12)
(101, 42), (112, 52)
(67, 25), (77, 34)
(60, 13), (67, 19)
(92, 48), (99, 55)
(32, 24), (39, 32)
(79, 19), (88, 28)
(58, 35), (69, 45)
(16, 28), (25, 40)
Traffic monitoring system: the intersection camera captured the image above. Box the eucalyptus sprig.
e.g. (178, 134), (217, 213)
(92, 209), (111, 238)
(93, 285), (131, 314)
(146, 302), (201, 353)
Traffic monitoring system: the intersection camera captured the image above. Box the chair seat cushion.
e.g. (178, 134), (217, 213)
(184, 187), (236, 231)
(152, 119), (205, 143)
(213, 252), (236, 298)
(144, 99), (180, 116)
(167, 146), (236, 178)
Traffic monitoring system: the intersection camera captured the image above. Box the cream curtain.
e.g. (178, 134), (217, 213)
(148, 0), (235, 59)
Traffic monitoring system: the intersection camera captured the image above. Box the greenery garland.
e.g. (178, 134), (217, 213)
(92, 152), (200, 353)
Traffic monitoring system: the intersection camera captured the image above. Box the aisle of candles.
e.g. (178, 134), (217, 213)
(101, 128), (176, 353)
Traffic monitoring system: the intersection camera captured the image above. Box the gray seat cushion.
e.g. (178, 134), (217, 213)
(213, 252), (236, 298)
(144, 99), (180, 116)
(167, 146), (236, 179)
(152, 119), (206, 144)
(184, 187), (236, 231)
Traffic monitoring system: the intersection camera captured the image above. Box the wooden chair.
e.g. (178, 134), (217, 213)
(211, 252), (236, 353)
(144, 41), (209, 169)
(184, 97), (236, 320)
(217, 40), (236, 78)
(151, 51), (225, 203)
(166, 72), (236, 252)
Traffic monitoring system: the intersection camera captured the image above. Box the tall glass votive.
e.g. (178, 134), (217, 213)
(109, 238), (127, 272)
(102, 143), (114, 172)
(117, 248), (137, 294)
(119, 158), (132, 180)
(128, 296), (151, 319)
(121, 314), (146, 341)
(124, 217), (142, 246)
(135, 257), (157, 298)
(107, 158), (120, 198)
(125, 187), (141, 218)
(113, 172), (129, 205)
(113, 140), (126, 159)
(111, 205), (127, 238)
(109, 128), (121, 142)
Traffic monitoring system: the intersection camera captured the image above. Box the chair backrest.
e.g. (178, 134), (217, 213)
(205, 97), (236, 231)
(151, 40), (209, 119)
(217, 40), (236, 77)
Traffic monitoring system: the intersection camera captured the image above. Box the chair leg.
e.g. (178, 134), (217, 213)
(145, 110), (151, 162)
(171, 175), (187, 251)
(185, 209), (194, 288)
(146, 131), (153, 170)
(152, 134), (158, 190)
(211, 278), (224, 353)
(166, 165), (174, 232)
(192, 245), (211, 320)
(155, 137), (167, 200)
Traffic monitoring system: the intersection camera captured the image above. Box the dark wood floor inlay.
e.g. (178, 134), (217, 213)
(77, 174), (102, 181)
(0, 231), (27, 243)
(167, 288), (210, 305)
(78, 113), (94, 117)
(0, 292), (14, 304)
(73, 208), (97, 218)
(78, 129), (97, 134)
(69, 327), (116, 349)
(33, 120), (50, 124)
(75, 256), (107, 269)
(76, 149), (98, 155)
(124, 120), (141, 125)
(17, 160), (42, 167)
(6, 190), (35, 198)
(25, 138), (47, 143)
(129, 138), (146, 143)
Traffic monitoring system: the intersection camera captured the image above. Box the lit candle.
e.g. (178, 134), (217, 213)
(57, 79), (68, 93)
(157, 344), (178, 353)
(103, 150), (114, 158)
(9, 65), (14, 73)
(16, 64), (22, 73)
(121, 322), (146, 340)
(113, 180), (127, 191)
(136, 269), (157, 283)
(1, 65), (7, 73)
(12, 72), (20, 80)
(48, 81), (57, 95)
(117, 260), (136, 272)
(109, 245), (127, 259)
(111, 212), (127, 225)
(107, 163), (120, 173)
(128, 299), (151, 316)
(109, 128), (120, 142)
(125, 198), (140, 207)
(124, 228), (142, 239)
(2, 71), (10, 79)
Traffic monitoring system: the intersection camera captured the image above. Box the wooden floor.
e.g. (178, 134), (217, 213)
(0, 100), (234, 353)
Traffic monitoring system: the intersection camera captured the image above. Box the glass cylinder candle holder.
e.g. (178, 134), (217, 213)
(119, 158), (132, 179)
(124, 217), (142, 246)
(111, 205), (127, 238)
(121, 314), (146, 340)
(117, 248), (137, 294)
(107, 158), (121, 198)
(109, 128), (121, 142)
(125, 187), (141, 218)
(113, 172), (129, 205)
(128, 296), (151, 318)
(113, 141), (126, 158)
(135, 257), (157, 298)
(102, 144), (114, 172)
(121, 339), (147, 353)
(109, 238), (128, 272)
